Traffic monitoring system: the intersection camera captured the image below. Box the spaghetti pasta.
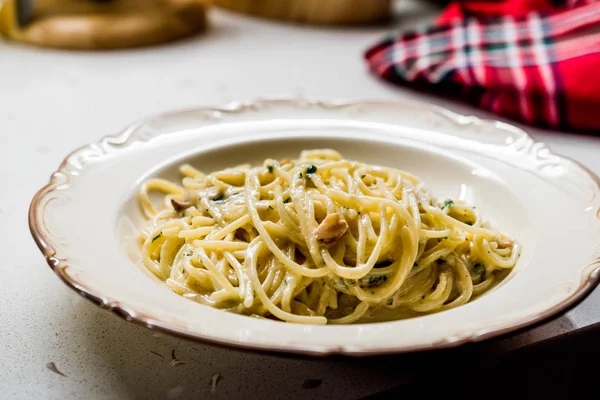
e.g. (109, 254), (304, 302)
(138, 149), (520, 324)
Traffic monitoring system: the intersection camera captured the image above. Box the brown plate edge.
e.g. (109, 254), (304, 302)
(28, 97), (600, 357)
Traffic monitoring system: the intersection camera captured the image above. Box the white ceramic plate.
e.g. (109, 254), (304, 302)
(30, 99), (600, 356)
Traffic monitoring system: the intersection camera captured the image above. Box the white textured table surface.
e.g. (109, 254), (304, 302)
(2, 3), (600, 399)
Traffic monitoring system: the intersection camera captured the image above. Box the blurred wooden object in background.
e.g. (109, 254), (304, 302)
(211, 0), (392, 25)
(0, 0), (207, 50)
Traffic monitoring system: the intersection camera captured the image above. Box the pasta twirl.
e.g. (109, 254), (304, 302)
(138, 149), (520, 324)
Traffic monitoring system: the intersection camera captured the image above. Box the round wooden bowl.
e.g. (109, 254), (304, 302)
(1, 0), (207, 50)
(211, 0), (391, 25)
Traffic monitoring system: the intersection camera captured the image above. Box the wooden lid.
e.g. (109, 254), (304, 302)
(211, 0), (391, 25)
(1, 0), (207, 50)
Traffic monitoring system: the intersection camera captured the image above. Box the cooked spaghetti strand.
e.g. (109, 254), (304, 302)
(138, 149), (520, 324)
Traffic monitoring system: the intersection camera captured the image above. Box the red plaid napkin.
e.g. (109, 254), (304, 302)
(365, 0), (600, 131)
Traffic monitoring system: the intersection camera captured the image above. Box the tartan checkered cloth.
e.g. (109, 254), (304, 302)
(438, 0), (598, 24)
(365, 1), (600, 131)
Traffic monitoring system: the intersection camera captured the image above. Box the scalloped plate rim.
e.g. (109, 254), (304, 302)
(28, 97), (600, 356)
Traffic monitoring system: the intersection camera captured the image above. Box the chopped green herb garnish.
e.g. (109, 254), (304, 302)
(442, 199), (454, 209)
(267, 165), (274, 173)
(305, 165), (317, 180)
(151, 233), (162, 243)
(471, 263), (486, 281)
(298, 172), (303, 178)
(364, 275), (388, 287)
(342, 205), (349, 211)
(183, 251), (193, 257)
(387, 298), (393, 305)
